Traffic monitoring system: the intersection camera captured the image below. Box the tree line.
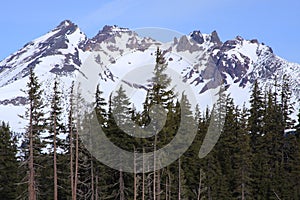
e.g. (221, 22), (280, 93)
(0, 48), (300, 199)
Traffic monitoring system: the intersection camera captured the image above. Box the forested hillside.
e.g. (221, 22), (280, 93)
(1, 49), (299, 200)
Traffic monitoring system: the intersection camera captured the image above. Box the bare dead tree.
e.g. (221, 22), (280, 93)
(21, 69), (45, 200)
(142, 148), (145, 200)
(134, 147), (137, 200)
(178, 158), (181, 200)
(153, 135), (157, 200)
(28, 110), (36, 200)
(119, 169), (125, 200)
(197, 169), (203, 200)
(68, 83), (75, 200)
(95, 175), (99, 200)
(73, 126), (79, 199)
(53, 110), (58, 200)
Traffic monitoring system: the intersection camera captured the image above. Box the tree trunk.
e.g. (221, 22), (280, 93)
(178, 158), (181, 200)
(90, 119), (95, 200)
(168, 170), (171, 200)
(119, 169), (125, 200)
(197, 169), (202, 200)
(73, 128), (79, 200)
(242, 183), (245, 200)
(28, 106), (36, 200)
(134, 148), (137, 200)
(165, 177), (168, 200)
(241, 169), (245, 200)
(119, 152), (125, 200)
(157, 169), (161, 200)
(95, 175), (99, 200)
(70, 126), (74, 200)
(54, 112), (58, 200)
(153, 135), (157, 200)
(91, 157), (94, 200)
(142, 148), (145, 200)
(273, 190), (282, 200)
(69, 87), (75, 200)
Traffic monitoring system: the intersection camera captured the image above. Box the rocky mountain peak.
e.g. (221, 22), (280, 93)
(56, 20), (75, 28)
(189, 30), (222, 46)
(101, 25), (130, 33)
(0, 20), (86, 87)
(0, 22), (299, 131)
(92, 25), (132, 42)
(83, 25), (135, 51)
(53, 20), (79, 35)
(190, 30), (204, 44)
(210, 30), (222, 46)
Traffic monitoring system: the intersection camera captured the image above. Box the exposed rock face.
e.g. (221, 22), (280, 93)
(176, 35), (201, 53)
(84, 25), (124, 50)
(0, 96), (28, 106)
(0, 20), (86, 86)
(210, 31), (222, 46)
(84, 25), (159, 53)
(190, 30), (204, 44)
(0, 20), (299, 129)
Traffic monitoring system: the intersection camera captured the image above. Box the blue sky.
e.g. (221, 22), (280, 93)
(0, 0), (299, 63)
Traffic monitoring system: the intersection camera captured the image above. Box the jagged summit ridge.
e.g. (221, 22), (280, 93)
(189, 30), (222, 46)
(55, 19), (77, 31)
(0, 20), (298, 94)
(87, 25), (132, 44)
(0, 20), (86, 87)
(0, 20), (299, 130)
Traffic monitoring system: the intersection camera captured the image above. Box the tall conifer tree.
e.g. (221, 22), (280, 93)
(0, 121), (20, 199)
(20, 68), (46, 200)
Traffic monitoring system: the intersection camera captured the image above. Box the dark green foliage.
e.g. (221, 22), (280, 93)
(0, 122), (20, 199)
(95, 84), (107, 126)
(4, 55), (300, 199)
(232, 106), (252, 199)
(47, 77), (65, 150)
(248, 80), (264, 150)
(296, 108), (300, 137)
(19, 68), (47, 199)
(20, 68), (46, 155)
(45, 77), (68, 199)
(147, 47), (175, 108)
(280, 75), (295, 129)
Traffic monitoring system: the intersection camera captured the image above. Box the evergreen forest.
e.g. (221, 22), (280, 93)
(1, 48), (300, 200)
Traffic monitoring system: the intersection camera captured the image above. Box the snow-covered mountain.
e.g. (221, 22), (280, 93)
(0, 20), (299, 131)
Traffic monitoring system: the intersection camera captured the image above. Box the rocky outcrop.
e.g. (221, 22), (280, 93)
(0, 96), (28, 106)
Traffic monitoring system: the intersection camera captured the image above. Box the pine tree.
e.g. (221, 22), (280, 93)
(197, 108), (222, 200)
(215, 95), (236, 199)
(281, 108), (300, 199)
(95, 84), (107, 126)
(247, 80), (266, 198)
(47, 77), (65, 200)
(105, 86), (133, 199)
(176, 93), (198, 199)
(111, 85), (132, 134)
(0, 121), (20, 199)
(68, 82), (76, 200)
(232, 106), (252, 199)
(20, 68), (46, 200)
(68, 82), (90, 200)
(248, 80), (264, 150)
(296, 108), (300, 137)
(147, 48), (177, 200)
(261, 87), (285, 198)
(280, 74), (295, 129)
(146, 47), (175, 109)
(70, 83), (96, 200)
